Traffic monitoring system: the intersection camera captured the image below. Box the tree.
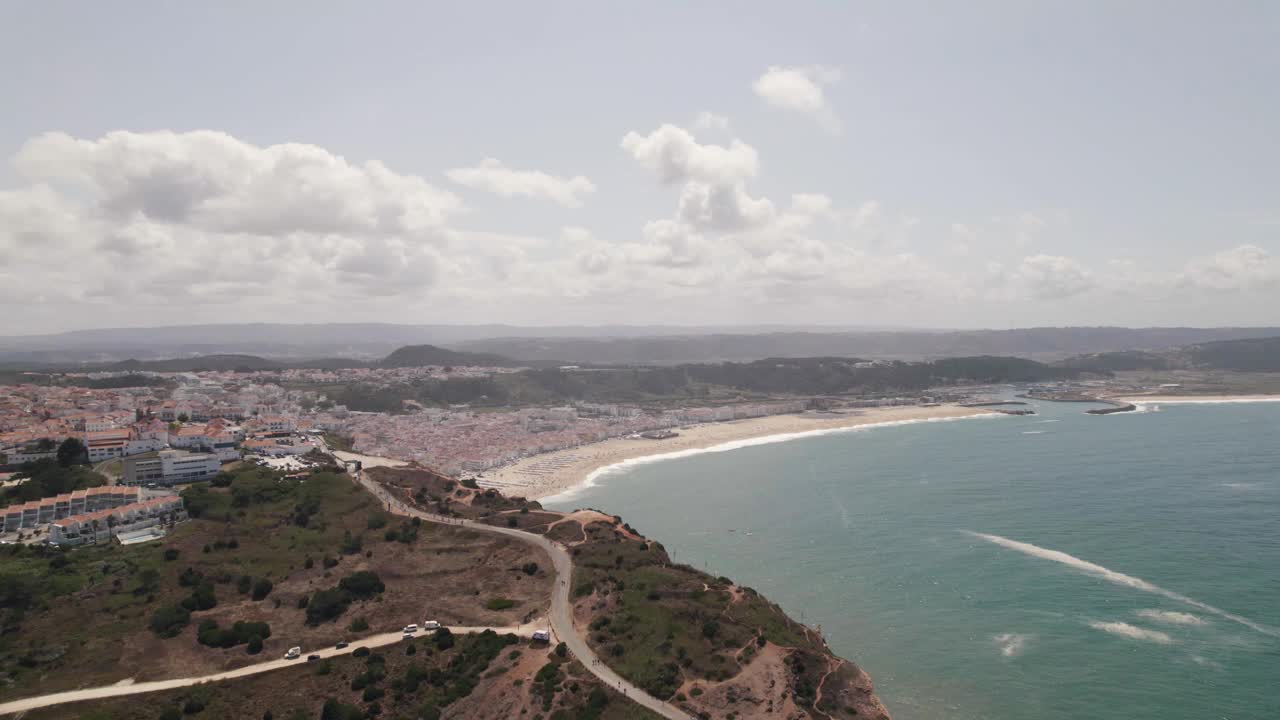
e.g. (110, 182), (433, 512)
(56, 437), (87, 467)
(177, 413), (190, 423)
(150, 603), (191, 637)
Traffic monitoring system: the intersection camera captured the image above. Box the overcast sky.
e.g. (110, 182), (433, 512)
(1, 1), (1278, 334)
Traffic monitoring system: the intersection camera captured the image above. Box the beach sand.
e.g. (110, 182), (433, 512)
(480, 405), (994, 501)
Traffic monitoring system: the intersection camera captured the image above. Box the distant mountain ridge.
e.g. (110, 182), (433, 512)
(454, 327), (1280, 365)
(380, 344), (514, 368)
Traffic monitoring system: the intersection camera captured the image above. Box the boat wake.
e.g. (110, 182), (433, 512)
(964, 531), (1280, 639)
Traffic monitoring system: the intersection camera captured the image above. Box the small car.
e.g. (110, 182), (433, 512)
(307, 654), (321, 662)
(403, 624), (418, 633)
(422, 620), (441, 630)
(285, 646), (301, 660)
(335, 641), (349, 650)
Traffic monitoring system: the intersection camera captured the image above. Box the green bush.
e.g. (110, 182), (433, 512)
(251, 578), (273, 601)
(337, 571), (384, 599)
(150, 604), (190, 638)
(305, 588), (350, 625)
(485, 597), (515, 611)
(348, 617), (370, 632)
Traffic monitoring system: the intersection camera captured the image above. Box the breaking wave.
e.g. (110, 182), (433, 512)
(1137, 609), (1206, 626)
(992, 633), (1031, 657)
(1088, 621), (1174, 644)
(964, 531), (1279, 638)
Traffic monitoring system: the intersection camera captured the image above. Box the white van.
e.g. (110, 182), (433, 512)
(285, 646), (301, 659)
(422, 620), (441, 630)
(403, 624), (418, 634)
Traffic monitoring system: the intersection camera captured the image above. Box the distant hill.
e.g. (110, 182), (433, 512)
(455, 327), (1280, 365)
(1184, 336), (1280, 371)
(1056, 335), (1280, 373)
(108, 354), (286, 372)
(380, 344), (514, 368)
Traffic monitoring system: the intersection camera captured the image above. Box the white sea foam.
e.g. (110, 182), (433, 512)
(964, 531), (1280, 638)
(1134, 397), (1280, 405)
(992, 633), (1031, 657)
(1137, 609), (1207, 626)
(1021, 430), (1045, 435)
(541, 413), (1003, 504)
(1088, 621), (1174, 644)
(1221, 482), (1260, 490)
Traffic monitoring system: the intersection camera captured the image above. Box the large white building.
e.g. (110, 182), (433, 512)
(122, 449), (221, 486)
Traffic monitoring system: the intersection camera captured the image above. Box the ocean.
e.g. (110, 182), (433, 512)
(544, 399), (1280, 720)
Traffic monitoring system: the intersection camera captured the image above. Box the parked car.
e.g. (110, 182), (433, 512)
(335, 641), (349, 649)
(307, 654), (320, 662)
(403, 624), (418, 633)
(531, 630), (551, 642)
(422, 620), (441, 630)
(285, 646), (301, 660)
(402, 633), (414, 641)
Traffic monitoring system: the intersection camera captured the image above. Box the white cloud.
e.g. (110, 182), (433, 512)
(445, 158), (596, 208)
(1011, 254), (1095, 299)
(752, 65), (842, 133)
(15, 130), (462, 237)
(1177, 244), (1278, 292)
(693, 112), (730, 131)
(677, 182), (776, 233)
(620, 124), (759, 185)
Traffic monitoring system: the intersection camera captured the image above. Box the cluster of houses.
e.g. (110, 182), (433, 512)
(2, 485), (187, 547)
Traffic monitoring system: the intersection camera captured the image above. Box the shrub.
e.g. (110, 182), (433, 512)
(306, 588), (350, 625)
(506, 517), (518, 527)
(367, 513), (387, 530)
(485, 597), (515, 611)
(338, 571), (384, 599)
(251, 578), (273, 601)
(348, 617), (370, 632)
(352, 646), (371, 658)
(237, 575), (253, 594)
(554, 642), (567, 658)
(160, 708), (182, 720)
(319, 699), (364, 720)
(521, 562), (539, 576)
(163, 548), (180, 562)
(432, 627), (454, 651)
(150, 604), (190, 638)
(246, 636), (263, 654)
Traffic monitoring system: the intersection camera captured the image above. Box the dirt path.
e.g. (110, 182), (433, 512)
(357, 473), (692, 720)
(0, 625), (527, 716)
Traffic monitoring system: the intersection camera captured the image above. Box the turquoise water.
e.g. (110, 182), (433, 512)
(545, 401), (1280, 720)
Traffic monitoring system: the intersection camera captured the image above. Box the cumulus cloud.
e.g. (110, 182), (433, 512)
(1177, 245), (1278, 292)
(0, 130), (466, 311)
(677, 182), (776, 233)
(693, 112), (730, 131)
(445, 158), (596, 208)
(752, 65), (842, 132)
(15, 130), (462, 236)
(620, 124), (759, 185)
(1011, 254), (1096, 300)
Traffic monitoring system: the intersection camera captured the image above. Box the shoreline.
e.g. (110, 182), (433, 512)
(478, 405), (1001, 504)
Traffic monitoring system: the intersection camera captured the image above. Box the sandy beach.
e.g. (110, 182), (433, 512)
(1117, 394), (1280, 403)
(480, 405), (995, 502)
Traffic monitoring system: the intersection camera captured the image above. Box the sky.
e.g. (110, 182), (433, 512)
(1, 1), (1278, 334)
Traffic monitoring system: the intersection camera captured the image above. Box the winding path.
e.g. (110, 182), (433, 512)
(0, 471), (690, 720)
(358, 473), (691, 720)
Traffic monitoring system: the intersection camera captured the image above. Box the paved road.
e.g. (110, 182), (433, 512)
(0, 625), (526, 716)
(359, 474), (691, 720)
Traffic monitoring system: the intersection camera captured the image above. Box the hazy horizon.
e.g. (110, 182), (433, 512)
(2, 2), (1278, 334)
